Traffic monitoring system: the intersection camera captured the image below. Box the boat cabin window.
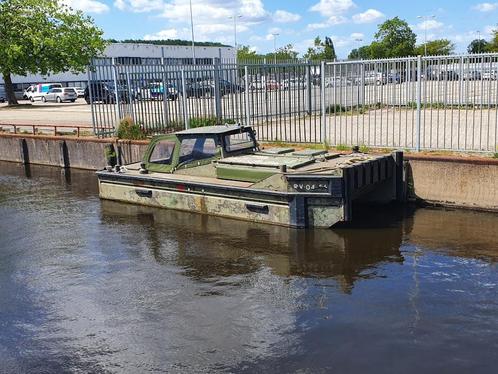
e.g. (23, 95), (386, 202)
(149, 139), (176, 165)
(179, 137), (217, 164)
(224, 132), (255, 152)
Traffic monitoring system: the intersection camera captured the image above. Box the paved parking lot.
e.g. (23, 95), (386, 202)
(0, 99), (93, 127)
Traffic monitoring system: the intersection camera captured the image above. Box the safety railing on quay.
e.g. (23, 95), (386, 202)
(88, 54), (498, 153)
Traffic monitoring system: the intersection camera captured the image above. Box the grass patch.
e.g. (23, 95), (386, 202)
(493, 153), (498, 159)
(334, 144), (349, 151)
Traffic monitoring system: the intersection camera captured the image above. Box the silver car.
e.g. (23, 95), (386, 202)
(43, 88), (77, 103)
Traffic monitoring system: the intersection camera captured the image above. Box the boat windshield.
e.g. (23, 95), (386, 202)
(149, 139), (176, 165)
(178, 137), (217, 164)
(224, 132), (255, 153)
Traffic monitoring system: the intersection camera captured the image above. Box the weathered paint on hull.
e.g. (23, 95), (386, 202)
(98, 182), (344, 228)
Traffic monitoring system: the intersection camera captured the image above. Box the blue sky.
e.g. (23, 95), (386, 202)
(64, 0), (498, 57)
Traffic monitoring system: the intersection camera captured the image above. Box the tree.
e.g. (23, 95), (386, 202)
(415, 39), (455, 56)
(373, 17), (416, 57)
(0, 0), (106, 105)
(303, 36), (337, 61)
(488, 30), (498, 52)
(270, 44), (299, 62)
(237, 45), (263, 61)
(467, 39), (490, 54)
(348, 45), (372, 60)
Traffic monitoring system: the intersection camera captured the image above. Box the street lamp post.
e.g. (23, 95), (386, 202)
(272, 33), (279, 64)
(417, 15), (435, 56)
(229, 14), (242, 64)
(189, 0), (196, 65)
(477, 31), (482, 53)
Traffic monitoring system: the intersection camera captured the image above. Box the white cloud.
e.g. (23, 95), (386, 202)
(473, 2), (498, 12)
(144, 28), (179, 40)
(309, 0), (355, 17)
(306, 15), (347, 31)
(273, 10), (301, 23)
(265, 27), (282, 41)
(114, 0), (164, 12)
(416, 19), (444, 30)
(352, 9), (384, 24)
(62, 0), (109, 13)
(350, 32), (364, 40)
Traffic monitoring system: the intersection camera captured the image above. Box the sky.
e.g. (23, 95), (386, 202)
(63, 0), (498, 58)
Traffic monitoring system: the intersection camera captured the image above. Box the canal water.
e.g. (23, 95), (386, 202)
(0, 161), (497, 374)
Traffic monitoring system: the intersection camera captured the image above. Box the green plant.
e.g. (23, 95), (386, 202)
(335, 144), (349, 151)
(359, 144), (371, 153)
(493, 152), (498, 159)
(326, 104), (346, 114)
(117, 116), (146, 140)
(188, 116), (218, 128)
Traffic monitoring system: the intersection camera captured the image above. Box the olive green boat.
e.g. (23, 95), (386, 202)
(97, 125), (404, 228)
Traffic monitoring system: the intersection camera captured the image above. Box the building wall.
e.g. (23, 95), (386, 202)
(0, 43), (236, 91)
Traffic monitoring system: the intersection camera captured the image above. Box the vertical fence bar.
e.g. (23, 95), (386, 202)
(181, 69), (188, 129)
(112, 59), (121, 134)
(320, 61), (326, 145)
(416, 55), (422, 151)
(244, 66), (251, 126)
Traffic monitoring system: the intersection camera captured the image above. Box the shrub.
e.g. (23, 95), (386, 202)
(117, 116), (146, 140)
(188, 117), (238, 128)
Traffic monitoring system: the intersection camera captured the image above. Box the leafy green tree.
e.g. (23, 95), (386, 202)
(303, 36), (337, 61)
(467, 39), (490, 54)
(374, 17), (416, 57)
(348, 45), (372, 60)
(237, 45), (263, 61)
(269, 44), (299, 62)
(0, 0), (106, 105)
(415, 39), (455, 56)
(488, 30), (498, 52)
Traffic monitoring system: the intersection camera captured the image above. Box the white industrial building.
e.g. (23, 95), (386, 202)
(1, 42), (236, 96)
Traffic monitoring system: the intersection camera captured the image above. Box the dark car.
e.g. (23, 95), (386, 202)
(439, 70), (459, 81)
(185, 81), (215, 98)
(84, 82), (130, 104)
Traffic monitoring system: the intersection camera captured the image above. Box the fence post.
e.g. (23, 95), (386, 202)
(86, 65), (97, 137)
(214, 58), (222, 122)
(244, 65), (251, 126)
(111, 58), (121, 132)
(125, 71), (134, 121)
(306, 59), (312, 115)
(161, 58), (169, 131)
(320, 60), (327, 145)
(416, 55), (422, 151)
(181, 69), (189, 129)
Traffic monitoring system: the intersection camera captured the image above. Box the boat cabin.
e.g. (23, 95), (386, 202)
(143, 125), (258, 173)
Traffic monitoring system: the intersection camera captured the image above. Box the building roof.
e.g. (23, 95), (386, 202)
(176, 125), (247, 136)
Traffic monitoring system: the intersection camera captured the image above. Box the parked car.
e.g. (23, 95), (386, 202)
(482, 69), (497, 80)
(74, 87), (85, 97)
(282, 78), (307, 90)
(136, 82), (179, 101)
(218, 79), (244, 94)
(0, 84), (6, 103)
(463, 70), (481, 81)
(42, 87), (77, 103)
(364, 71), (386, 85)
(84, 82), (129, 104)
(266, 80), (280, 90)
(185, 81), (216, 98)
(439, 70), (459, 81)
(25, 83), (63, 102)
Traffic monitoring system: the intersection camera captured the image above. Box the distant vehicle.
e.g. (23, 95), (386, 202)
(266, 80), (280, 90)
(282, 78), (307, 90)
(0, 84), (6, 103)
(439, 70), (459, 81)
(364, 71), (386, 85)
(185, 81), (216, 98)
(249, 80), (265, 90)
(74, 87), (85, 97)
(84, 82), (130, 104)
(25, 83), (63, 102)
(482, 69), (497, 80)
(42, 87), (77, 103)
(463, 70), (481, 81)
(388, 71), (402, 84)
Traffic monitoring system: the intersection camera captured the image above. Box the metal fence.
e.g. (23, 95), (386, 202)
(89, 54), (498, 153)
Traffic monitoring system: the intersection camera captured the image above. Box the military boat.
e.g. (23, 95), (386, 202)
(97, 125), (404, 228)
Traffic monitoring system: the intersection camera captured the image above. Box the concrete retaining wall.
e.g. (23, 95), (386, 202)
(406, 155), (498, 212)
(0, 134), (149, 170)
(0, 134), (497, 212)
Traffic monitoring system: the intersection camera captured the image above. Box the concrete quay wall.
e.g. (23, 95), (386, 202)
(0, 133), (497, 212)
(0, 134), (148, 170)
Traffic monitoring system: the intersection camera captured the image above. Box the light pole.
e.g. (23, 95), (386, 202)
(189, 0), (196, 65)
(477, 31), (482, 53)
(354, 38), (363, 59)
(229, 14), (242, 63)
(272, 33), (279, 64)
(417, 15), (435, 56)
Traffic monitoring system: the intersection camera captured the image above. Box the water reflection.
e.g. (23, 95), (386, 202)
(1, 162), (497, 373)
(100, 201), (405, 293)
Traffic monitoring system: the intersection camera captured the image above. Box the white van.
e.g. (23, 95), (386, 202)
(25, 83), (63, 102)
